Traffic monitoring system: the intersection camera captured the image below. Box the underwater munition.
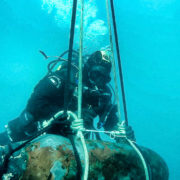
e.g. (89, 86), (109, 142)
(2, 134), (169, 180)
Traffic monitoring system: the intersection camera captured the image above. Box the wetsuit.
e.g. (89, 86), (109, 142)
(0, 67), (118, 144)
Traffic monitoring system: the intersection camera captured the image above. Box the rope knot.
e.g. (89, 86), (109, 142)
(71, 118), (85, 131)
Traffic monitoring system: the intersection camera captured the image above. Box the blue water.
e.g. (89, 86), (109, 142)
(0, 0), (179, 179)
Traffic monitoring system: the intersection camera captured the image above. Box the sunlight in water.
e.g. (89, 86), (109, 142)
(41, 0), (108, 50)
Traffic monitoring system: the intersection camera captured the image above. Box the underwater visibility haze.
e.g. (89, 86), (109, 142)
(0, 0), (180, 179)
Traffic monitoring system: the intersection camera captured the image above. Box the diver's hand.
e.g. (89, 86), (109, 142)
(83, 86), (100, 98)
(49, 112), (75, 135)
(125, 125), (135, 141)
(115, 121), (136, 143)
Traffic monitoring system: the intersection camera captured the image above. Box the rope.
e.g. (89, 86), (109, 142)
(67, 112), (89, 180)
(78, 0), (84, 120)
(106, 1), (150, 180)
(108, 1), (151, 179)
(77, 131), (89, 180)
(76, 0), (89, 179)
(85, 126), (150, 179)
(54, 111), (86, 180)
(83, 129), (128, 140)
(64, 0), (78, 114)
(127, 139), (150, 180)
(105, 0), (122, 124)
(109, 0), (129, 126)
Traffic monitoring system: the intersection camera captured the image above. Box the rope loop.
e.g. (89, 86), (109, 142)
(71, 118), (85, 132)
(117, 120), (126, 135)
(41, 110), (84, 131)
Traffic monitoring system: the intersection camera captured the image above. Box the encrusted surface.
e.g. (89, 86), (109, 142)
(22, 142), (76, 180)
(87, 140), (145, 180)
(3, 135), (169, 180)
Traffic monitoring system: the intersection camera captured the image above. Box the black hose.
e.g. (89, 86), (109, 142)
(68, 134), (82, 179)
(61, 0), (82, 179)
(59, 49), (79, 58)
(110, 0), (129, 126)
(49, 49), (79, 73)
(63, 0), (78, 115)
(47, 56), (79, 74)
(0, 118), (69, 178)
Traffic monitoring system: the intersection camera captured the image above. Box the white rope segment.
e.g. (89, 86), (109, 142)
(76, 0), (89, 179)
(105, 1), (150, 180)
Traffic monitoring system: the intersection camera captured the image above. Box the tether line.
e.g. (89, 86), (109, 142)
(105, 0), (122, 123)
(110, 0), (129, 125)
(78, 0), (84, 119)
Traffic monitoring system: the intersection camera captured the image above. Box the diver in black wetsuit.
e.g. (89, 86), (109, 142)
(0, 50), (118, 143)
(0, 50), (134, 168)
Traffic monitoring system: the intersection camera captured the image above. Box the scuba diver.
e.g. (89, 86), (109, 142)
(0, 50), (134, 170)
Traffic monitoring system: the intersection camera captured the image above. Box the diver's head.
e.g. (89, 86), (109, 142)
(84, 50), (112, 88)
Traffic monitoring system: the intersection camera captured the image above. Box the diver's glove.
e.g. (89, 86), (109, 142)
(83, 86), (101, 99)
(115, 121), (136, 143)
(45, 112), (75, 135)
(6, 110), (37, 142)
